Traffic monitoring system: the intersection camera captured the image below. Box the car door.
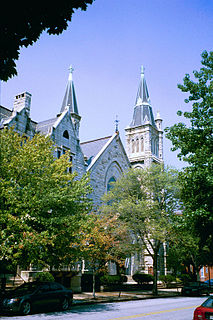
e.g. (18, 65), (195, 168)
(49, 282), (64, 306)
(32, 283), (55, 311)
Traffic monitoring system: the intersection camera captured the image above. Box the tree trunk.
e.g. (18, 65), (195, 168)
(92, 269), (96, 299)
(152, 252), (158, 296)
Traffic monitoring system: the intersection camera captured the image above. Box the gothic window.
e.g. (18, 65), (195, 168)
(63, 130), (69, 139)
(141, 137), (144, 152)
(69, 156), (72, 173)
(107, 176), (116, 192)
(132, 139), (135, 153)
(136, 138), (139, 152)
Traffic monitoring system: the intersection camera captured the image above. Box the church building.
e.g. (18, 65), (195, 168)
(0, 66), (164, 285)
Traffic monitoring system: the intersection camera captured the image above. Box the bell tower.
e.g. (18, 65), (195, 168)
(125, 66), (163, 167)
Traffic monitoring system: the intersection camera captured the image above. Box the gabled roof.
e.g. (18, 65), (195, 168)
(60, 66), (79, 115)
(36, 117), (57, 134)
(81, 136), (112, 166)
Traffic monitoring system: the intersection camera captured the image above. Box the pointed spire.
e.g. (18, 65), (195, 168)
(60, 65), (79, 115)
(135, 65), (150, 106)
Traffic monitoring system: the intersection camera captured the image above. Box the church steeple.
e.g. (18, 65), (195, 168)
(60, 66), (79, 115)
(61, 66), (81, 138)
(130, 66), (156, 128)
(125, 66), (163, 167)
(135, 66), (150, 106)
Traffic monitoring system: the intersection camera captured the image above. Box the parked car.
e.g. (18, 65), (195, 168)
(181, 281), (210, 296)
(193, 296), (213, 320)
(205, 279), (213, 286)
(0, 281), (73, 315)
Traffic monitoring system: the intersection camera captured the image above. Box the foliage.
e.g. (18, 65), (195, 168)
(80, 211), (132, 297)
(100, 275), (127, 286)
(167, 213), (211, 279)
(35, 272), (55, 282)
(102, 164), (180, 295)
(0, 1), (94, 81)
(165, 50), (213, 265)
(159, 274), (176, 287)
(0, 128), (92, 270)
(132, 273), (154, 285)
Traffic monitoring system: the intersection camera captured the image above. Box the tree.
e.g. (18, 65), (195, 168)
(0, 1), (94, 81)
(80, 212), (131, 298)
(165, 50), (213, 264)
(102, 165), (180, 295)
(0, 128), (92, 272)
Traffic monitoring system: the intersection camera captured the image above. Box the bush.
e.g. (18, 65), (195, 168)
(178, 273), (193, 285)
(35, 272), (55, 282)
(132, 273), (153, 285)
(159, 274), (176, 287)
(100, 275), (127, 286)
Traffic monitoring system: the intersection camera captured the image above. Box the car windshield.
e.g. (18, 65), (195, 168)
(14, 282), (38, 294)
(202, 297), (213, 308)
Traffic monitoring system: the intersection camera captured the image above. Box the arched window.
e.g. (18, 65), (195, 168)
(141, 137), (144, 152)
(136, 138), (139, 152)
(132, 139), (135, 153)
(107, 177), (116, 192)
(63, 130), (69, 139)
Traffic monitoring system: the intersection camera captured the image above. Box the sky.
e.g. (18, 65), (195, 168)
(1, 0), (213, 168)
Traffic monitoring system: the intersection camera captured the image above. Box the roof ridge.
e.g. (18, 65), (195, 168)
(81, 135), (112, 145)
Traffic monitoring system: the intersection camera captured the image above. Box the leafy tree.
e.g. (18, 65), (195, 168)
(0, 128), (92, 272)
(102, 165), (180, 295)
(165, 50), (213, 264)
(80, 212), (131, 298)
(0, 1), (94, 81)
(167, 213), (212, 280)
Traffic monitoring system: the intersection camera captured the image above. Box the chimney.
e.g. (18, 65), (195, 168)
(13, 92), (32, 115)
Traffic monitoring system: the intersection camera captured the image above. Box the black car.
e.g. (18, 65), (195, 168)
(0, 281), (73, 315)
(181, 281), (210, 296)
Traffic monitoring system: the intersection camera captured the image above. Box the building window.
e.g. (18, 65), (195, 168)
(132, 139), (135, 153)
(141, 137), (144, 152)
(63, 130), (69, 139)
(57, 150), (61, 159)
(69, 156), (72, 173)
(107, 177), (116, 192)
(136, 138), (139, 152)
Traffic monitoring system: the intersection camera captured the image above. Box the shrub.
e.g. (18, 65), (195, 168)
(159, 274), (176, 287)
(178, 273), (193, 285)
(132, 273), (153, 285)
(100, 275), (127, 286)
(35, 272), (55, 282)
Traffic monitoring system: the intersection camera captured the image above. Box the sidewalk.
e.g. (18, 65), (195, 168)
(73, 288), (181, 305)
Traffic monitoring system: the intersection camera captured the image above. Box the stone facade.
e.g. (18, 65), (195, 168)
(0, 66), (165, 284)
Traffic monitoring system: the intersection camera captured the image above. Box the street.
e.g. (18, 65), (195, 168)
(0, 296), (207, 320)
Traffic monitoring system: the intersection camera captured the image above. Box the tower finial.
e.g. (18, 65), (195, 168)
(68, 65), (74, 81)
(141, 65), (145, 77)
(115, 115), (119, 133)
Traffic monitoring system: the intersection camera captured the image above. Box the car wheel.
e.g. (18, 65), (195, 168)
(61, 297), (69, 311)
(21, 301), (31, 315)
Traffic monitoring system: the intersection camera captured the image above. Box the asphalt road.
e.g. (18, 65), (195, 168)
(0, 296), (207, 320)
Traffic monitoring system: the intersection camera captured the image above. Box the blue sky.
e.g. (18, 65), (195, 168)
(1, 0), (213, 168)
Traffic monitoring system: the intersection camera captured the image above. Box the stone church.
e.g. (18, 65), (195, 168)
(0, 66), (164, 285)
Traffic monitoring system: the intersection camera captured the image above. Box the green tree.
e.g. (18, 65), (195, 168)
(165, 50), (213, 263)
(102, 165), (180, 295)
(0, 128), (92, 272)
(80, 212), (131, 298)
(0, 1), (94, 81)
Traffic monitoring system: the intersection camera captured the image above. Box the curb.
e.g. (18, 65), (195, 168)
(72, 293), (181, 306)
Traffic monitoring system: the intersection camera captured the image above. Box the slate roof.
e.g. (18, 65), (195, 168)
(60, 67), (79, 115)
(130, 67), (156, 128)
(81, 136), (112, 166)
(36, 117), (57, 134)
